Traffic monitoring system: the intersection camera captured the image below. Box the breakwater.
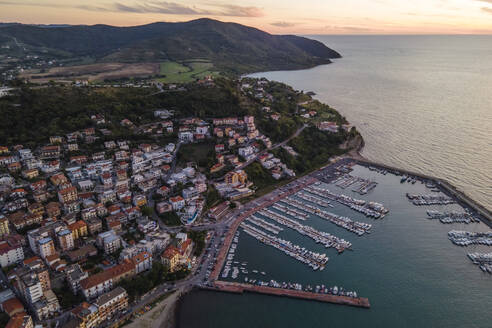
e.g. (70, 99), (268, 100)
(210, 281), (370, 308)
(353, 158), (492, 226)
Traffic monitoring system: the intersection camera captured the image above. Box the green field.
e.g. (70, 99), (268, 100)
(158, 60), (219, 83)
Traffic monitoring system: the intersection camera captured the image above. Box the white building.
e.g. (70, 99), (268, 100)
(0, 241), (24, 268)
(96, 231), (121, 254)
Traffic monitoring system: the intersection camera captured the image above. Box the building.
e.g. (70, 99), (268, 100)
(65, 264), (89, 294)
(85, 217), (102, 235)
(0, 215), (9, 236)
(67, 244), (98, 262)
(224, 170), (248, 186)
(58, 186), (78, 204)
(68, 220), (88, 240)
(132, 252), (152, 274)
(161, 246), (180, 272)
(38, 237), (55, 259)
(169, 196), (185, 211)
(57, 229), (75, 251)
(94, 287), (128, 322)
(80, 260), (135, 299)
(5, 312), (33, 328)
(0, 240), (24, 268)
(96, 231), (121, 254)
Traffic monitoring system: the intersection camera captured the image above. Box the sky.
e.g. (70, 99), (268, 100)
(1, 0), (492, 34)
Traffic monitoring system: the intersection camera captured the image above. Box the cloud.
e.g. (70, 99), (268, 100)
(476, 0), (492, 3)
(109, 2), (263, 17)
(218, 5), (263, 17)
(481, 7), (492, 13)
(270, 21), (297, 28)
(325, 25), (374, 33)
(112, 1), (207, 15)
(0, 0), (263, 17)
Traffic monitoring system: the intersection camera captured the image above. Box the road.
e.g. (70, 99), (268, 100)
(219, 123), (308, 178)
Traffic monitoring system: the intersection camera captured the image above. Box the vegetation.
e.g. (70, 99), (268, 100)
(117, 262), (190, 302)
(140, 206), (154, 217)
(117, 261), (167, 302)
(0, 18), (340, 77)
(0, 312), (9, 327)
(245, 162), (277, 190)
(0, 78), (246, 145)
(274, 126), (350, 174)
(178, 142), (215, 167)
(205, 185), (222, 209)
(158, 60), (218, 83)
(159, 211), (182, 226)
(188, 230), (207, 256)
(52, 282), (85, 310)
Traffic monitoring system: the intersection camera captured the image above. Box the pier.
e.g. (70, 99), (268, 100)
(210, 177), (318, 281)
(354, 158), (492, 226)
(211, 281), (371, 308)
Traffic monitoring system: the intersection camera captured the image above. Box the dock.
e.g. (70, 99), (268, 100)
(354, 158), (492, 226)
(210, 281), (370, 308)
(210, 177), (317, 281)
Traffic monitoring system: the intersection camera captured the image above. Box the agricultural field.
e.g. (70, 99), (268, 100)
(158, 60), (219, 83)
(19, 62), (160, 83)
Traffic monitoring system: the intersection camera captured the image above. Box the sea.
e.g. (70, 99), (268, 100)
(176, 36), (492, 328)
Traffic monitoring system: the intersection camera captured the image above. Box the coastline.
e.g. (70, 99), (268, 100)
(347, 135), (491, 226)
(170, 132), (490, 328)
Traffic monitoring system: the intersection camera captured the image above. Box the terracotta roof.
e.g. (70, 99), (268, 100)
(2, 297), (24, 316)
(133, 251), (151, 264)
(162, 246), (180, 260)
(5, 312), (30, 328)
(68, 220), (87, 231)
(59, 186), (77, 195)
(80, 259), (135, 290)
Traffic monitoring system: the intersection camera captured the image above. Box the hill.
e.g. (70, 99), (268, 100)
(0, 18), (340, 77)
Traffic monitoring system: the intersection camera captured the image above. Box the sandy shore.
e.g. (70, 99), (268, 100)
(125, 287), (184, 328)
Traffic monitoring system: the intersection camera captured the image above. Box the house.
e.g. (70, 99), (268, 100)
(68, 220), (88, 240)
(96, 231), (121, 254)
(156, 201), (172, 214)
(161, 246), (180, 272)
(40, 145), (60, 159)
(0, 215), (9, 236)
(22, 169), (38, 179)
(80, 260), (135, 299)
(210, 163), (225, 173)
(157, 185), (170, 197)
(67, 244), (97, 262)
(133, 252), (152, 274)
(0, 240), (24, 268)
(317, 121), (339, 133)
(169, 196), (185, 211)
(178, 131), (194, 143)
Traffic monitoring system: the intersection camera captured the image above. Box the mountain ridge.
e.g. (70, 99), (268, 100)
(0, 18), (341, 74)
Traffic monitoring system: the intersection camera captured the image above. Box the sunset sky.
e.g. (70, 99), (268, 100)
(1, 0), (492, 34)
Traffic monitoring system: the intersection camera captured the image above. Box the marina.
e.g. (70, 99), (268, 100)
(305, 185), (389, 218)
(195, 159), (492, 328)
(258, 208), (352, 252)
(426, 210), (480, 224)
(467, 252), (492, 274)
(333, 174), (378, 195)
(271, 203), (309, 220)
(406, 193), (455, 206)
(240, 222), (329, 270)
(448, 230), (492, 246)
(280, 196), (371, 236)
(245, 215), (284, 234)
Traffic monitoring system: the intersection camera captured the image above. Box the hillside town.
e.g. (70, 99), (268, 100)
(0, 76), (355, 328)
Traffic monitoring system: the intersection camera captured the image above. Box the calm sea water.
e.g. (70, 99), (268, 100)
(177, 165), (492, 327)
(177, 36), (492, 328)
(250, 35), (492, 212)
